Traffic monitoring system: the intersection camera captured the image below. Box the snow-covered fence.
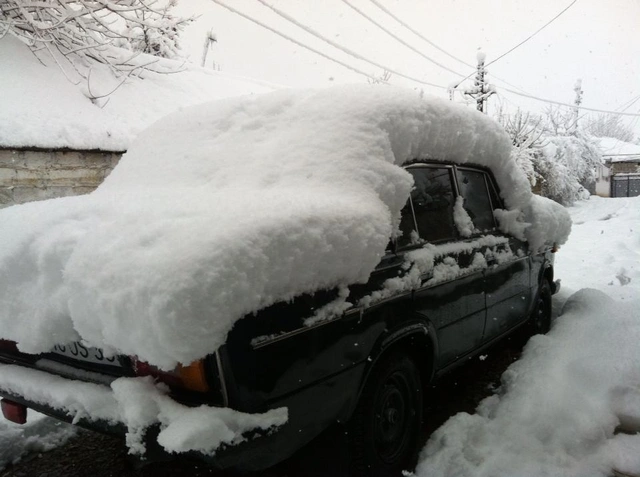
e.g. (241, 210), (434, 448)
(0, 148), (122, 208)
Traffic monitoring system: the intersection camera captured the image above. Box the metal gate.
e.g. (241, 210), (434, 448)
(612, 174), (640, 198)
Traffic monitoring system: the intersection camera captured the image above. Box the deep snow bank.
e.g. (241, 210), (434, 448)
(0, 86), (570, 369)
(415, 289), (640, 477)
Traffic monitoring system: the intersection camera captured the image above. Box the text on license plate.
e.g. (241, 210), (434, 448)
(51, 342), (120, 367)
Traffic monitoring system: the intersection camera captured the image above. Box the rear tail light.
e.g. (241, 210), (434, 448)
(551, 243), (560, 253)
(1, 399), (27, 424)
(131, 358), (210, 393)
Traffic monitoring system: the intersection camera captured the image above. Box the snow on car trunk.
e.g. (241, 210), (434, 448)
(0, 85), (570, 369)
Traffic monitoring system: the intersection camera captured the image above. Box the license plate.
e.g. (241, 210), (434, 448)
(51, 342), (121, 367)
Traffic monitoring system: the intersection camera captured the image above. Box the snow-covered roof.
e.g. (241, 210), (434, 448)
(597, 137), (640, 162)
(0, 85), (570, 369)
(0, 36), (275, 151)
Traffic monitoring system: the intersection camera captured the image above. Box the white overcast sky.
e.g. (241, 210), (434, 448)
(175, 0), (640, 135)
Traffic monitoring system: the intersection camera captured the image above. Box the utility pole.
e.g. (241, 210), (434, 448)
(463, 50), (495, 113)
(572, 78), (583, 132)
(474, 51), (487, 112)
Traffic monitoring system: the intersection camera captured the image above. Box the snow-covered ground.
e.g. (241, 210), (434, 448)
(415, 195), (640, 477)
(0, 411), (76, 470)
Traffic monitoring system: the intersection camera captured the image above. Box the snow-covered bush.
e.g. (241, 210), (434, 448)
(497, 107), (602, 205)
(537, 133), (602, 205)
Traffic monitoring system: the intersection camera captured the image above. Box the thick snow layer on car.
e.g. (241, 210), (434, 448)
(0, 365), (286, 457)
(0, 85), (570, 369)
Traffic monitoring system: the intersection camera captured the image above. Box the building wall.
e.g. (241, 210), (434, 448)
(595, 163), (611, 197)
(0, 148), (122, 208)
(610, 162), (640, 174)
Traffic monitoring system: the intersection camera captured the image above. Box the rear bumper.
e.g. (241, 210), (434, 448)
(0, 362), (287, 469)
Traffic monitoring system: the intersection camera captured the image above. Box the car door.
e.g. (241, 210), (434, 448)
(399, 165), (487, 368)
(453, 167), (532, 342)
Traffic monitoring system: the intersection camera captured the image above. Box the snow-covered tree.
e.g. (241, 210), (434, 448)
(0, 0), (191, 71)
(495, 107), (544, 187)
(536, 132), (602, 205)
(584, 114), (635, 143)
(115, 0), (191, 59)
(496, 105), (603, 205)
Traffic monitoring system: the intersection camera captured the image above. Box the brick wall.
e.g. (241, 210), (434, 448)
(0, 148), (122, 208)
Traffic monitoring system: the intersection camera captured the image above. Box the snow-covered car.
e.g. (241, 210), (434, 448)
(0, 86), (570, 476)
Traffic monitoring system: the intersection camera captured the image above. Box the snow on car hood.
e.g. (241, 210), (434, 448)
(0, 85), (570, 369)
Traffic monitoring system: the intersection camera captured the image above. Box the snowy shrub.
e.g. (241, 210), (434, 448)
(537, 133), (602, 205)
(497, 107), (602, 205)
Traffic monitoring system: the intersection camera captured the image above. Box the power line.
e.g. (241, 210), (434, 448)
(341, 0), (466, 79)
(367, 0), (473, 69)
(616, 94), (640, 113)
(486, 0), (579, 67)
(255, 0), (447, 89)
(501, 87), (640, 117)
(366, 0), (537, 97)
(210, 0), (382, 84)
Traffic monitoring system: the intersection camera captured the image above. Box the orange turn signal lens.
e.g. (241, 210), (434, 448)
(177, 360), (210, 393)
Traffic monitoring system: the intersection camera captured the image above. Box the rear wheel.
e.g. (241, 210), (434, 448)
(530, 279), (552, 335)
(348, 353), (422, 477)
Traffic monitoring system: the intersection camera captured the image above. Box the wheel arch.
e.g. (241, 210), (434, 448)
(339, 319), (437, 422)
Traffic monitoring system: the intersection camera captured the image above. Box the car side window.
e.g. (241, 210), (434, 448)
(403, 167), (457, 243)
(396, 199), (418, 249)
(486, 175), (504, 211)
(455, 169), (496, 232)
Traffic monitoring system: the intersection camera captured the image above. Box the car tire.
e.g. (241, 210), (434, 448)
(530, 278), (552, 335)
(347, 352), (422, 477)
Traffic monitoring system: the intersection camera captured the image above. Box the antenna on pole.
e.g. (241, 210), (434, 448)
(573, 78), (583, 131)
(201, 29), (218, 68)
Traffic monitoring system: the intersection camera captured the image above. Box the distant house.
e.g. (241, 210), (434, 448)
(0, 37), (274, 209)
(595, 137), (640, 198)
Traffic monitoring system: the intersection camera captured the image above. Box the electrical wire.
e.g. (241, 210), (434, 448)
(341, 0), (466, 78)
(210, 0), (383, 84)
(366, 0), (537, 96)
(367, 0), (473, 69)
(255, 0), (447, 89)
(617, 94), (640, 113)
(501, 87), (640, 117)
(486, 0), (579, 67)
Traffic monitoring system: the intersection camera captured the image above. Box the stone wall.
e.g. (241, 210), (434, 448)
(610, 161), (640, 175)
(0, 148), (122, 208)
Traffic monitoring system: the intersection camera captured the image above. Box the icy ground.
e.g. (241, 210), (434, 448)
(2, 196), (638, 474)
(415, 195), (640, 477)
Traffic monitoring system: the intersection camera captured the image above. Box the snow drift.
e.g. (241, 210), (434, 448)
(0, 85), (570, 369)
(415, 289), (640, 477)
